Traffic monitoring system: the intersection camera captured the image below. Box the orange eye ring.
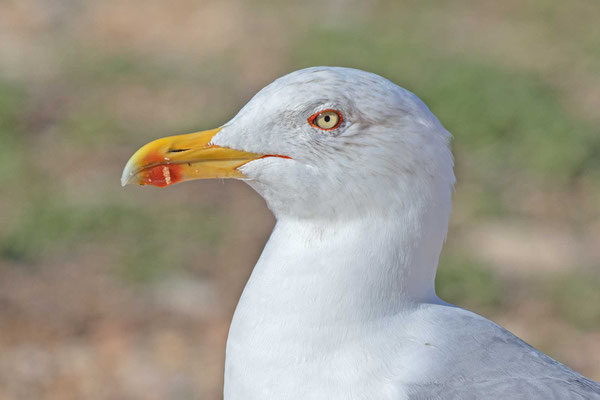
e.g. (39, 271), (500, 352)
(308, 109), (343, 131)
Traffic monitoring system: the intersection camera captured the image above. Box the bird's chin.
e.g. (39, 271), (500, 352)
(237, 156), (295, 181)
(238, 158), (343, 219)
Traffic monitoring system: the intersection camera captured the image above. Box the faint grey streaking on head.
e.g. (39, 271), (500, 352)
(122, 67), (600, 399)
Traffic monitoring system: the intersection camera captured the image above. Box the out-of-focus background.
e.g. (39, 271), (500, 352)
(0, 0), (599, 398)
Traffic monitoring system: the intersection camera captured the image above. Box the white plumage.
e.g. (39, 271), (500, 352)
(126, 67), (600, 399)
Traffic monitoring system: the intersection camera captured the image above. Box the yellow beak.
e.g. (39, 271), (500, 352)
(121, 128), (266, 187)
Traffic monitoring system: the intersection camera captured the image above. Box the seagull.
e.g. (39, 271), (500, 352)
(121, 67), (600, 399)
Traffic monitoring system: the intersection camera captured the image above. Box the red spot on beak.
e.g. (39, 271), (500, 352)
(140, 164), (183, 187)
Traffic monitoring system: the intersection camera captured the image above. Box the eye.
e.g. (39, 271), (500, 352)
(308, 109), (343, 130)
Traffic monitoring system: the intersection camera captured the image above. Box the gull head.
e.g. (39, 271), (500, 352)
(122, 67), (455, 219)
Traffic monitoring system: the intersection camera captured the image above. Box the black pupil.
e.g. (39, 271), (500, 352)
(324, 115), (331, 122)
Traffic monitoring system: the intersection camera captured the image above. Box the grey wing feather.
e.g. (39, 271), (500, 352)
(408, 376), (600, 399)
(404, 305), (600, 399)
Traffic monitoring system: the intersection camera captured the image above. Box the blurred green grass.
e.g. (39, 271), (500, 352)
(0, 80), (27, 188)
(1, 197), (226, 282)
(552, 271), (600, 331)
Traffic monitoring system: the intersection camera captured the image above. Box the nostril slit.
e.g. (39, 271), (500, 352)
(168, 148), (190, 153)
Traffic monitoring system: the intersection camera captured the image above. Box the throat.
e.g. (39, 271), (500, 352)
(234, 213), (446, 326)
